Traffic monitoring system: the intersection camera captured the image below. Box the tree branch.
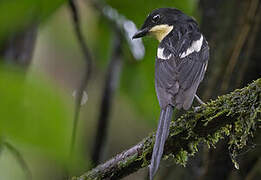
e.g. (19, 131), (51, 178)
(72, 78), (261, 180)
(91, 29), (123, 166)
(68, 0), (93, 156)
(88, 0), (145, 61)
(86, 0), (144, 166)
(3, 141), (32, 180)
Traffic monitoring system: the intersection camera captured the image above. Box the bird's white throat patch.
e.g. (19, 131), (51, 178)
(180, 35), (203, 58)
(149, 24), (173, 42)
(157, 47), (172, 60)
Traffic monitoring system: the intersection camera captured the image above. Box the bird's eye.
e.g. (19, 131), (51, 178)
(152, 14), (160, 23)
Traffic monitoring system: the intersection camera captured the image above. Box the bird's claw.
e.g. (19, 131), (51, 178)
(193, 106), (201, 112)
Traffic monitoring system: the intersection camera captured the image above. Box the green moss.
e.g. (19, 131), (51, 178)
(138, 136), (153, 167)
(165, 79), (261, 169)
(118, 153), (138, 169)
(72, 79), (261, 180)
(174, 150), (188, 166)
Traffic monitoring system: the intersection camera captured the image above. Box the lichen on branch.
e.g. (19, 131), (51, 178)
(72, 78), (261, 180)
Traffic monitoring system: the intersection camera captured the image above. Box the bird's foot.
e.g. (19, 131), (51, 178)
(193, 106), (201, 113)
(195, 94), (206, 106)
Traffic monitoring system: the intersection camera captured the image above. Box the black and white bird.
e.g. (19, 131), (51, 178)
(132, 8), (209, 180)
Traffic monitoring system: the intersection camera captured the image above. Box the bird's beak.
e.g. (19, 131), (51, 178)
(132, 27), (150, 39)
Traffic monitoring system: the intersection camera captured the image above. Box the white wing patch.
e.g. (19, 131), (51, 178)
(157, 47), (172, 60)
(204, 61), (208, 72)
(180, 35), (203, 58)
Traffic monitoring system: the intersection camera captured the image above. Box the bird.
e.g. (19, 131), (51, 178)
(132, 8), (209, 180)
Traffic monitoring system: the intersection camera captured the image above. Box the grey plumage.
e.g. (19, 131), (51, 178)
(149, 105), (173, 180)
(152, 16), (209, 180)
(155, 31), (209, 110)
(132, 8), (209, 180)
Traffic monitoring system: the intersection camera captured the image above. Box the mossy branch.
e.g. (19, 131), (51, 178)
(72, 79), (261, 180)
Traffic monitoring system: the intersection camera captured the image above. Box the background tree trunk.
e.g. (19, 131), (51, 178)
(198, 0), (261, 179)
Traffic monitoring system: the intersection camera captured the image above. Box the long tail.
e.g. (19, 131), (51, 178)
(149, 105), (173, 180)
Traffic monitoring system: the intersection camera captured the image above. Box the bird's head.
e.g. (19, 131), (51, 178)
(133, 8), (193, 42)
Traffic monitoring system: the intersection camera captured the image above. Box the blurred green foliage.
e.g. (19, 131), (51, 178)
(108, 0), (197, 23)
(35, 0), (198, 125)
(0, 0), (66, 43)
(0, 64), (72, 161)
(0, 0), (199, 123)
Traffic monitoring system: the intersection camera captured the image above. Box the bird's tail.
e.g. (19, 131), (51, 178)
(149, 105), (173, 180)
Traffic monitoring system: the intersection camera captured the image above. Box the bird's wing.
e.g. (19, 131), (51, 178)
(155, 34), (209, 110)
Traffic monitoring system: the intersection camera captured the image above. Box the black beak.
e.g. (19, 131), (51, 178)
(132, 27), (150, 39)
